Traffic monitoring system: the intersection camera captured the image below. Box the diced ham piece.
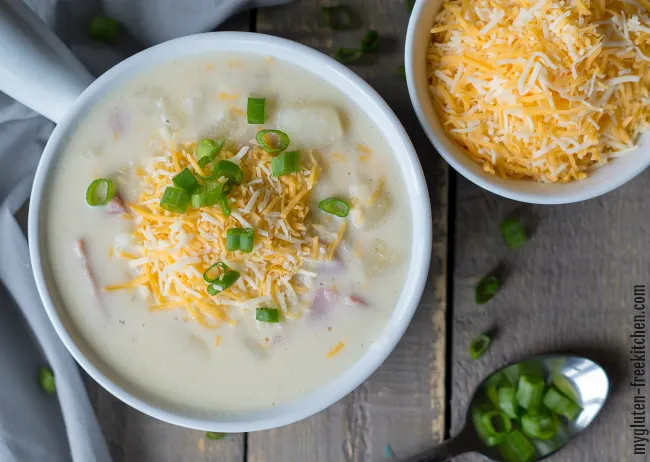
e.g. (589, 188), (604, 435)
(73, 239), (103, 308)
(106, 194), (127, 215)
(311, 288), (339, 319)
(345, 295), (368, 306)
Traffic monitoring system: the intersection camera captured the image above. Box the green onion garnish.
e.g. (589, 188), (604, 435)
(196, 137), (225, 161)
(500, 217), (527, 250)
(272, 151), (300, 177)
(498, 430), (536, 462)
(322, 6), (356, 30)
(160, 187), (190, 214)
(247, 97), (266, 124)
(475, 274), (498, 304)
(498, 386), (519, 419)
(191, 183), (226, 208)
(203, 262), (229, 283)
(319, 198), (350, 217)
(335, 47), (364, 64)
(172, 168), (200, 193)
(516, 375), (545, 414)
(543, 387), (582, 420)
(38, 367), (56, 395)
(89, 16), (119, 44)
(521, 413), (556, 440)
(206, 432), (226, 440)
(469, 333), (491, 359)
(197, 158), (222, 181)
(226, 228), (255, 253)
(216, 160), (244, 184)
(256, 307), (280, 323)
(360, 30), (380, 52)
(256, 129), (290, 153)
(479, 410), (512, 446)
(85, 179), (115, 206)
(207, 270), (240, 295)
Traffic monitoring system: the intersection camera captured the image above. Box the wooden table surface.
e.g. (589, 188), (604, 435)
(85, 1), (645, 461)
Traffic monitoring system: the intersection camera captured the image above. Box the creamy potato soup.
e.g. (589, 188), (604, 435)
(46, 54), (411, 414)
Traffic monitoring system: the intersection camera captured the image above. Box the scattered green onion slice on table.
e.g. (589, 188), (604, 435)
(247, 97), (266, 124)
(226, 228), (255, 253)
(321, 6), (355, 30)
(256, 129), (290, 153)
(479, 410), (512, 446)
(500, 217), (528, 250)
(172, 168), (200, 193)
(256, 307), (280, 323)
(469, 333), (491, 359)
(474, 274), (499, 304)
(498, 430), (537, 462)
(543, 387), (582, 420)
(216, 160), (244, 184)
(516, 375), (545, 414)
(498, 385), (519, 419)
(319, 198), (350, 217)
(206, 432), (226, 440)
(335, 47), (364, 64)
(38, 367), (56, 395)
(191, 183), (223, 208)
(159, 187), (190, 213)
(196, 137), (225, 161)
(360, 30), (380, 52)
(272, 151), (300, 177)
(203, 262), (229, 283)
(85, 178), (115, 206)
(521, 413), (556, 440)
(207, 270), (240, 295)
(89, 16), (119, 43)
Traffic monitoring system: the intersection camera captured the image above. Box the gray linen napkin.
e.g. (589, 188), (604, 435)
(0, 1), (289, 461)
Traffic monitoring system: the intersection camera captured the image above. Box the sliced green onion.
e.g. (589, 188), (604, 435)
(206, 432), (226, 440)
(335, 47), (364, 64)
(469, 333), (491, 359)
(516, 375), (545, 414)
(191, 183), (223, 208)
(220, 193), (232, 217)
(203, 262), (229, 283)
(226, 228), (254, 253)
(484, 372), (508, 407)
(498, 430), (536, 462)
(160, 187), (190, 214)
(361, 30), (380, 52)
(521, 413), (556, 440)
(247, 97), (266, 124)
(479, 410), (512, 446)
(256, 307), (280, 323)
(272, 151), (300, 177)
(172, 168), (200, 193)
(551, 372), (580, 404)
(475, 275), (498, 304)
(38, 367), (56, 395)
(322, 6), (355, 30)
(543, 387), (582, 420)
(500, 217), (527, 250)
(399, 65), (406, 81)
(216, 160), (244, 184)
(256, 129), (290, 153)
(196, 137), (225, 161)
(498, 385), (519, 419)
(89, 16), (119, 43)
(85, 179), (115, 206)
(207, 270), (240, 295)
(196, 158), (222, 181)
(319, 198), (350, 217)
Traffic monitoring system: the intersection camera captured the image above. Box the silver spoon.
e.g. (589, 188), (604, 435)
(405, 355), (609, 462)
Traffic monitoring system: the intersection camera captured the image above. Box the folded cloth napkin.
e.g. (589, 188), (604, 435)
(0, 1), (289, 461)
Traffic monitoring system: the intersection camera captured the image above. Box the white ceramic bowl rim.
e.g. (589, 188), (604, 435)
(405, 0), (650, 205)
(28, 32), (432, 432)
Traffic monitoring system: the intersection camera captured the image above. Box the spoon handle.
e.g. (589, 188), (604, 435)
(402, 427), (477, 462)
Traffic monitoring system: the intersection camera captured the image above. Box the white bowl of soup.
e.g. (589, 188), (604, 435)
(1, 3), (431, 431)
(405, 0), (650, 204)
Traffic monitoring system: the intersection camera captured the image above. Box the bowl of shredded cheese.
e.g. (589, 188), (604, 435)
(406, 0), (650, 204)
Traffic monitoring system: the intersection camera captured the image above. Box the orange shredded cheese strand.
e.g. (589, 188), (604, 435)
(326, 341), (345, 358)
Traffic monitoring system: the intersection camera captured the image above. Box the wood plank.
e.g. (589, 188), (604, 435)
(451, 174), (650, 461)
(249, 2), (449, 461)
(87, 13), (252, 462)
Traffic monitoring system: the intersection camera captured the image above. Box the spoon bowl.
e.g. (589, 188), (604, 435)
(406, 355), (609, 462)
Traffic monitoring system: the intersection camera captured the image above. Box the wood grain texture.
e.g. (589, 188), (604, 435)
(451, 172), (650, 461)
(249, 1), (449, 461)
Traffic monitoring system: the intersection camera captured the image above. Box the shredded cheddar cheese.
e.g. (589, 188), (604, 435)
(108, 138), (332, 327)
(429, 0), (650, 182)
(326, 341), (345, 358)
